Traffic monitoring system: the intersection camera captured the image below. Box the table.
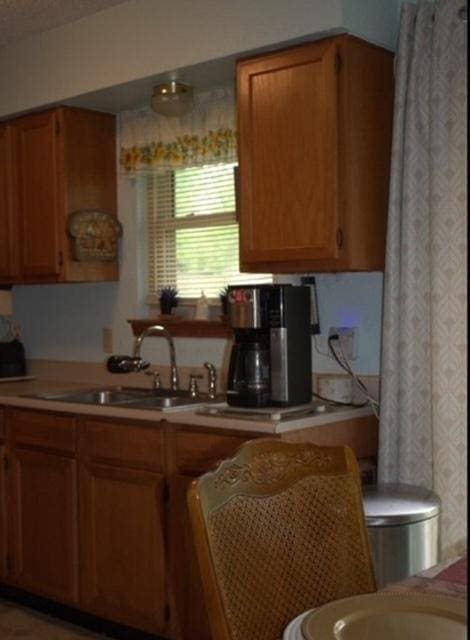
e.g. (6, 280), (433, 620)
(282, 556), (467, 639)
(383, 555), (467, 599)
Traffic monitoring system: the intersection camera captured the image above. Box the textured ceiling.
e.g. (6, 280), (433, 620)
(0, 0), (128, 48)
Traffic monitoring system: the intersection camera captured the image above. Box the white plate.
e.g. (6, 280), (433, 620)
(282, 610), (311, 640)
(301, 593), (466, 640)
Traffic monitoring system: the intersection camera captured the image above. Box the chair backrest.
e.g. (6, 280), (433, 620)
(187, 438), (376, 640)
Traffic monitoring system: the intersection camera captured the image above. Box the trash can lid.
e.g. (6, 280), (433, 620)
(362, 483), (441, 526)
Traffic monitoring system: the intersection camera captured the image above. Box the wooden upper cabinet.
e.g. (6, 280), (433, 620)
(237, 35), (394, 273)
(16, 110), (62, 279)
(8, 106), (118, 284)
(0, 125), (17, 282)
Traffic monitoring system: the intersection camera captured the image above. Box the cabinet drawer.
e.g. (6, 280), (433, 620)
(80, 418), (164, 472)
(9, 409), (76, 454)
(175, 427), (261, 475)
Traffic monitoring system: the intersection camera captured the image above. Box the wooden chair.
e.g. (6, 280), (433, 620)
(187, 438), (376, 640)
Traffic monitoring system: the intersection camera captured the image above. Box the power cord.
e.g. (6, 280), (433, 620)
(312, 390), (368, 408)
(327, 333), (380, 418)
(312, 334), (368, 407)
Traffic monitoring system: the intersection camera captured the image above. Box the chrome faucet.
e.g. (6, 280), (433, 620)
(204, 362), (217, 399)
(188, 373), (202, 399)
(133, 325), (179, 391)
(145, 369), (161, 390)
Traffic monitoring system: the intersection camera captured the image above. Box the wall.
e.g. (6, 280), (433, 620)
(309, 273), (383, 375)
(0, 0), (343, 119)
(12, 170), (384, 376)
(12, 274), (384, 375)
(8, 0), (396, 378)
(0, 0), (400, 120)
(342, 0), (400, 48)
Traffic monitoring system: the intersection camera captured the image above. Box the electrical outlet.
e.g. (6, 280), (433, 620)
(102, 327), (114, 354)
(328, 326), (356, 360)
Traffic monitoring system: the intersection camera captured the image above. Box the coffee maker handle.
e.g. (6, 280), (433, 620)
(227, 342), (243, 392)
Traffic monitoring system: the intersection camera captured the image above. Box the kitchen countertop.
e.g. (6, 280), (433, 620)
(0, 378), (374, 434)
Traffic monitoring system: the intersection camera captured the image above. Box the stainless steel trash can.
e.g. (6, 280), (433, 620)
(362, 483), (440, 588)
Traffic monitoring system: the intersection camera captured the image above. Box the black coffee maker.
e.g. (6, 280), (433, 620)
(226, 284), (312, 408)
(0, 339), (26, 378)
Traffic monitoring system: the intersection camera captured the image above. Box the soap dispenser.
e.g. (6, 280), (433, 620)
(195, 290), (209, 320)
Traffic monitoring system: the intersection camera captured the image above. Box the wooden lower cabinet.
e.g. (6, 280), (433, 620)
(0, 407), (378, 639)
(168, 426), (263, 640)
(168, 474), (212, 640)
(78, 415), (168, 634)
(0, 444), (7, 579)
(9, 447), (79, 603)
(0, 410), (5, 578)
(79, 463), (167, 634)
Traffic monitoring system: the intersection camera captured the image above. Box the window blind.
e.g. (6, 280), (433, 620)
(146, 163), (271, 300)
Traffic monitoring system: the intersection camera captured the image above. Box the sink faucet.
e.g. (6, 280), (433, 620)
(204, 362), (217, 399)
(133, 325), (179, 391)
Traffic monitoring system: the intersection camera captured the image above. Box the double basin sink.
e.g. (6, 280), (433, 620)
(24, 387), (221, 411)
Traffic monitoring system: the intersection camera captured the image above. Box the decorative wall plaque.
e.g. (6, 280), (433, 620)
(68, 210), (122, 262)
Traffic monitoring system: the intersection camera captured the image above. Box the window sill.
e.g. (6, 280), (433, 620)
(128, 316), (231, 338)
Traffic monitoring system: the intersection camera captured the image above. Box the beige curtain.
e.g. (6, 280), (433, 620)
(379, 0), (467, 558)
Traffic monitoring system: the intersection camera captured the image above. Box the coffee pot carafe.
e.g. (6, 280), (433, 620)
(227, 338), (270, 408)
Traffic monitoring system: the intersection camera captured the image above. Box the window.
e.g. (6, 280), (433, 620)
(146, 161), (271, 301)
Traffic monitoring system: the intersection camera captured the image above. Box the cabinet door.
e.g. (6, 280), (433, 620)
(237, 38), (341, 268)
(9, 447), (79, 603)
(0, 125), (17, 281)
(0, 445), (7, 579)
(15, 111), (62, 279)
(168, 474), (211, 640)
(79, 463), (167, 635)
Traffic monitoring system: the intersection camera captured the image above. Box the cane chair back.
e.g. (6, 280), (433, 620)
(187, 438), (376, 640)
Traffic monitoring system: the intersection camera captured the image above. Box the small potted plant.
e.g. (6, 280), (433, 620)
(159, 286), (179, 315)
(219, 285), (230, 319)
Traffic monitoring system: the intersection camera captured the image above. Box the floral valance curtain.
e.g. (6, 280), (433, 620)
(119, 86), (237, 174)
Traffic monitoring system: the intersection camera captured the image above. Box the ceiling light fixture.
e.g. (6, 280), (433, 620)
(150, 81), (194, 117)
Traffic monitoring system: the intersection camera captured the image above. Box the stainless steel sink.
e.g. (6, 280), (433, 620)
(121, 387), (223, 409)
(21, 387), (220, 410)
(24, 388), (149, 405)
(42, 389), (145, 405)
(123, 393), (220, 410)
